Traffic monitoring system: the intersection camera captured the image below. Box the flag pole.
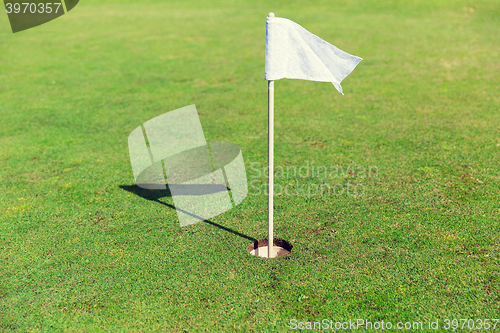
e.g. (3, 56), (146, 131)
(268, 78), (274, 258)
(267, 11), (275, 259)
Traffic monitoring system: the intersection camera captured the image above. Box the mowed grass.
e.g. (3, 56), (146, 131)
(1, 0), (499, 331)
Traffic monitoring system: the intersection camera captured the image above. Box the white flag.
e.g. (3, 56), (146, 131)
(265, 16), (362, 95)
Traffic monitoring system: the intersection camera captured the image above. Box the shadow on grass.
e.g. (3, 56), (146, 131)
(119, 185), (258, 243)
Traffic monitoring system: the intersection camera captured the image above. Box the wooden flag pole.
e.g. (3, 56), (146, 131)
(268, 79), (274, 258)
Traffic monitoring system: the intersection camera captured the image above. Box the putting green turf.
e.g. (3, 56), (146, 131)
(1, 0), (499, 331)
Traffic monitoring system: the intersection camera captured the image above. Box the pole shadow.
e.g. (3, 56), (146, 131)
(119, 185), (258, 244)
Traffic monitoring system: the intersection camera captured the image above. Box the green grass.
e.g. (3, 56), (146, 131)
(1, 0), (499, 331)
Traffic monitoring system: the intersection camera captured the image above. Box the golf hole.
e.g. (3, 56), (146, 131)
(248, 239), (292, 258)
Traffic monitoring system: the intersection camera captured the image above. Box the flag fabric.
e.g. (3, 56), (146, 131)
(265, 16), (362, 95)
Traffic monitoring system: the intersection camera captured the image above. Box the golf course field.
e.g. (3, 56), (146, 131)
(0, 0), (499, 331)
